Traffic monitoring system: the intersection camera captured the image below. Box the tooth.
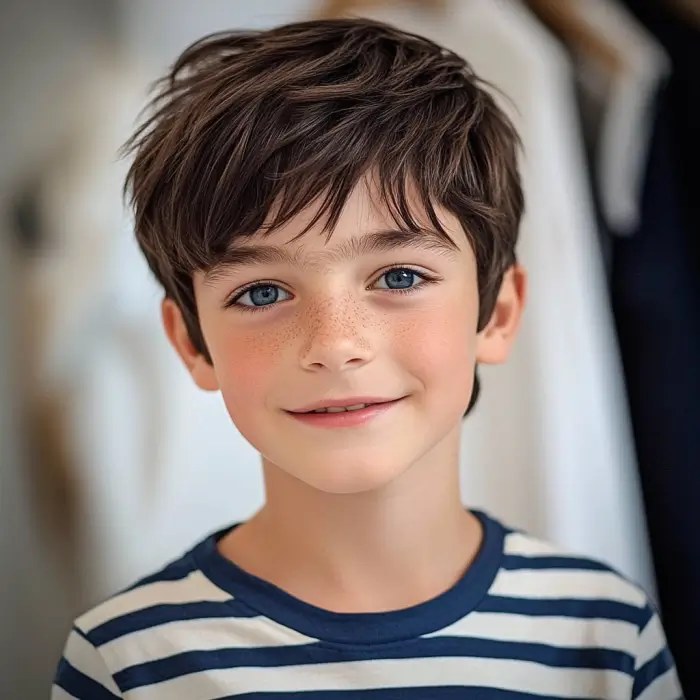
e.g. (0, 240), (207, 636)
(307, 403), (372, 414)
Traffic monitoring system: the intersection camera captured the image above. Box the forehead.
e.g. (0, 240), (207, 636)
(203, 181), (469, 282)
(257, 176), (466, 250)
(273, 175), (462, 244)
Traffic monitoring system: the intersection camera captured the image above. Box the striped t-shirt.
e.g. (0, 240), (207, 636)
(52, 511), (683, 699)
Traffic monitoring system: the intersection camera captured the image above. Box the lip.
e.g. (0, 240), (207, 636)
(285, 397), (404, 428)
(288, 396), (402, 414)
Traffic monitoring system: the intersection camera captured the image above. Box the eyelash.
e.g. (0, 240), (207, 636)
(225, 266), (441, 314)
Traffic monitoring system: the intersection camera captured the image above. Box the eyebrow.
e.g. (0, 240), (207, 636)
(204, 228), (459, 282)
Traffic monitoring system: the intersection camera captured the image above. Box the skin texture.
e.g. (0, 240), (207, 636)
(163, 178), (526, 613)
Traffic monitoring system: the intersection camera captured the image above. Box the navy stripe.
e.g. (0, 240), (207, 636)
(74, 624), (93, 644)
(637, 603), (655, 631)
(224, 687), (594, 700)
(54, 658), (121, 700)
(502, 555), (613, 572)
(90, 599), (258, 646)
(114, 635), (634, 691)
(632, 647), (674, 698)
(127, 558), (198, 589)
(479, 595), (644, 624)
(193, 510), (507, 646)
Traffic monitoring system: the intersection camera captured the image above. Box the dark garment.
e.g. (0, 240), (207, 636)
(610, 79), (700, 697)
(620, 0), (700, 294)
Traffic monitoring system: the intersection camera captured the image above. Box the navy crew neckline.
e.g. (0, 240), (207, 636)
(192, 509), (505, 646)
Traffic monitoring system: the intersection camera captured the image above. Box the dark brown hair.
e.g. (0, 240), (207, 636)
(122, 18), (524, 411)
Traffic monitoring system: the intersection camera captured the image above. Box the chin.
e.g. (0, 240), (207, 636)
(285, 453), (412, 495)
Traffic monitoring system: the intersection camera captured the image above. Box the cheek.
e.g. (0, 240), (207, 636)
(208, 326), (286, 405)
(392, 296), (477, 391)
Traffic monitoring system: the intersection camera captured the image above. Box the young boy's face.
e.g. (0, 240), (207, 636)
(164, 178), (524, 495)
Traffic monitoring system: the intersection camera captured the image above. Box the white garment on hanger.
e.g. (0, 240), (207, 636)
(26, 55), (163, 599)
(574, 0), (670, 234)
(363, 0), (655, 597)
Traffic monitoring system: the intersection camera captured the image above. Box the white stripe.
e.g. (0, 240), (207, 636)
(425, 611), (637, 653)
(635, 666), (683, 700)
(490, 568), (647, 607)
(62, 629), (121, 696)
(51, 687), (79, 700)
(635, 612), (666, 670)
(504, 532), (568, 557)
(101, 616), (317, 672)
(78, 571), (232, 632)
(126, 656), (631, 700)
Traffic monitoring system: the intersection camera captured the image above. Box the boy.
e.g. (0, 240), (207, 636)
(52, 18), (683, 699)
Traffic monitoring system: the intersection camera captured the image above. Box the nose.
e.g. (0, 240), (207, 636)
(299, 297), (375, 373)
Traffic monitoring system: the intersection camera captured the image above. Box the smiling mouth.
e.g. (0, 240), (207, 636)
(288, 397), (403, 415)
(286, 397), (404, 426)
(306, 403), (376, 414)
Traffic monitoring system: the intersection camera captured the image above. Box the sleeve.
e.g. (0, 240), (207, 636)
(631, 603), (684, 700)
(51, 626), (122, 699)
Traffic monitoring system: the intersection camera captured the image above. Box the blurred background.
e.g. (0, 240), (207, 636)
(1, 0), (698, 697)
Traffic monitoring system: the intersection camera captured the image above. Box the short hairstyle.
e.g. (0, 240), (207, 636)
(123, 18), (524, 412)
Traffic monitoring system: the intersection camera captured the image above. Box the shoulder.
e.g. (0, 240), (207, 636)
(74, 535), (237, 647)
(492, 531), (682, 698)
(467, 516), (682, 699)
(53, 535), (242, 698)
(494, 525), (654, 627)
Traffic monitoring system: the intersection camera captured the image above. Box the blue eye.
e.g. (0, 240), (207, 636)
(375, 268), (423, 290)
(235, 284), (291, 308)
(229, 267), (437, 312)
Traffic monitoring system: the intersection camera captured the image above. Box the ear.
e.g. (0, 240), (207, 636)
(161, 298), (219, 391)
(475, 264), (527, 365)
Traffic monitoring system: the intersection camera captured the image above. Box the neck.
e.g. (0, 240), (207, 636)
(221, 424), (483, 613)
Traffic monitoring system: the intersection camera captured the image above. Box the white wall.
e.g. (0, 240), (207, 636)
(121, 0), (317, 70)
